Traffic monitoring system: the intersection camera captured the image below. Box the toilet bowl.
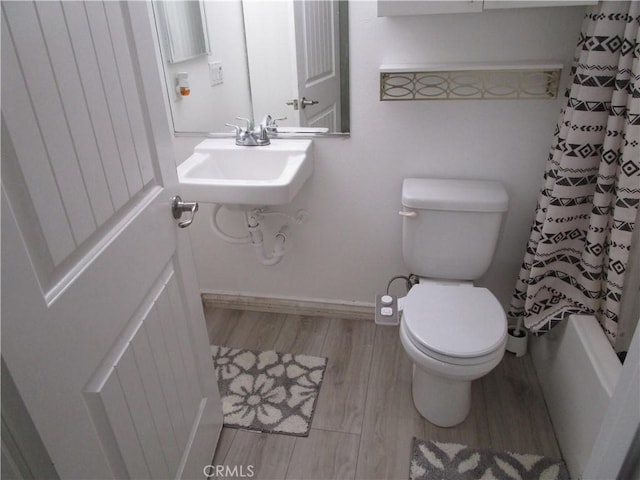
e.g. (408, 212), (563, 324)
(400, 283), (507, 427)
(398, 177), (509, 427)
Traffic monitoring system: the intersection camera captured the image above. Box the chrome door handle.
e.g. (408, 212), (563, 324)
(398, 210), (417, 218)
(287, 98), (319, 110)
(300, 97), (319, 109)
(171, 195), (199, 228)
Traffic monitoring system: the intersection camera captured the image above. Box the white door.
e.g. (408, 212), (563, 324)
(293, 0), (342, 131)
(1, 2), (221, 478)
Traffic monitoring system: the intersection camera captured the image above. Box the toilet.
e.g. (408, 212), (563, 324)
(398, 178), (509, 427)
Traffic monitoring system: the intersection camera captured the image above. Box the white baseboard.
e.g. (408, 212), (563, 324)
(201, 291), (375, 321)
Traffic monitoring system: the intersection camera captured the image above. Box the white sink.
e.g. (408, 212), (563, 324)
(177, 138), (313, 207)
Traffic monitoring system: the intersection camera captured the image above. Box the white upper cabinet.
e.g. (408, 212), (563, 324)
(378, 0), (482, 16)
(378, 0), (596, 17)
(483, 0), (596, 9)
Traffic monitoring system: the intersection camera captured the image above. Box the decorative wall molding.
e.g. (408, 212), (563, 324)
(380, 63), (563, 101)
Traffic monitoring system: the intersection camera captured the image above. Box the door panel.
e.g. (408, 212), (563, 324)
(1, 2), (221, 478)
(84, 263), (201, 480)
(294, 0), (341, 130)
(2, 0), (159, 290)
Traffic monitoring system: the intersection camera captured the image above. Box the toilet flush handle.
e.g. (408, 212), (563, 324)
(398, 210), (417, 218)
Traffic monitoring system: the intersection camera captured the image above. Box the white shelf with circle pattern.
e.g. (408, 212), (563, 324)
(380, 63), (563, 101)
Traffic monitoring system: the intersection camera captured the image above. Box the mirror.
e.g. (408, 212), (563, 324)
(152, 0), (349, 136)
(154, 1), (209, 64)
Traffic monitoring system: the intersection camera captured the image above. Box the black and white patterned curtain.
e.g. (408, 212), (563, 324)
(509, 1), (640, 355)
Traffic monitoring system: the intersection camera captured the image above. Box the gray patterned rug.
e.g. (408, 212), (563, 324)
(410, 438), (569, 480)
(211, 345), (327, 436)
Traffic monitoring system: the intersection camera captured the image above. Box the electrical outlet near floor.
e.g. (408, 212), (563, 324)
(375, 294), (399, 326)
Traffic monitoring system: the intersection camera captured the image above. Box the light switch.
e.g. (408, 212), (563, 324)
(209, 61), (223, 86)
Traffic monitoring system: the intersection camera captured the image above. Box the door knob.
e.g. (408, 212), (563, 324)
(171, 195), (199, 228)
(286, 99), (299, 110)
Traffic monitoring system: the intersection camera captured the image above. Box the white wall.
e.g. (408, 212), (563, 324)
(175, 2), (586, 310)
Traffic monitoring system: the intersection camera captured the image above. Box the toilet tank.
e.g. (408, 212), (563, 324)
(401, 178), (509, 280)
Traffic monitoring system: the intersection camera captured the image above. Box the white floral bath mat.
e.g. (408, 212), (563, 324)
(410, 438), (569, 480)
(211, 345), (327, 436)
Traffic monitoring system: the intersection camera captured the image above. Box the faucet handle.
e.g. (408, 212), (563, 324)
(225, 123), (242, 135)
(226, 118), (263, 146)
(263, 115), (287, 126)
(235, 117), (254, 131)
(262, 115), (287, 136)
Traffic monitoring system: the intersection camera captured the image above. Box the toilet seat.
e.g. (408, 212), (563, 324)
(403, 283), (507, 366)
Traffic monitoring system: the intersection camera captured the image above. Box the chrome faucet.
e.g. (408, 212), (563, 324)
(261, 114), (287, 136)
(225, 117), (270, 146)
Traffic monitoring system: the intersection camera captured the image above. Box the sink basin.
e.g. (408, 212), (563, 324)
(177, 138), (313, 207)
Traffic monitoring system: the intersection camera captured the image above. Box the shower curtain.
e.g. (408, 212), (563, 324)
(508, 1), (640, 356)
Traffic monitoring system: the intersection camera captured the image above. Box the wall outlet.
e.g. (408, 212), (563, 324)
(374, 294), (399, 326)
(209, 61), (223, 86)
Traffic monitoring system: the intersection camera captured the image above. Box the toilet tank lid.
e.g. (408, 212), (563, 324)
(402, 178), (509, 212)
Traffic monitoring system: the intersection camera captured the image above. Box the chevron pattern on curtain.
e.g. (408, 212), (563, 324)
(508, 1), (640, 355)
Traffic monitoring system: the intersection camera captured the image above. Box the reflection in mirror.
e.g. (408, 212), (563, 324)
(154, 1), (209, 63)
(152, 0), (349, 136)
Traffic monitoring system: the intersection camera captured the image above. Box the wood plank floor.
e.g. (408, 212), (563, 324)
(205, 306), (561, 480)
